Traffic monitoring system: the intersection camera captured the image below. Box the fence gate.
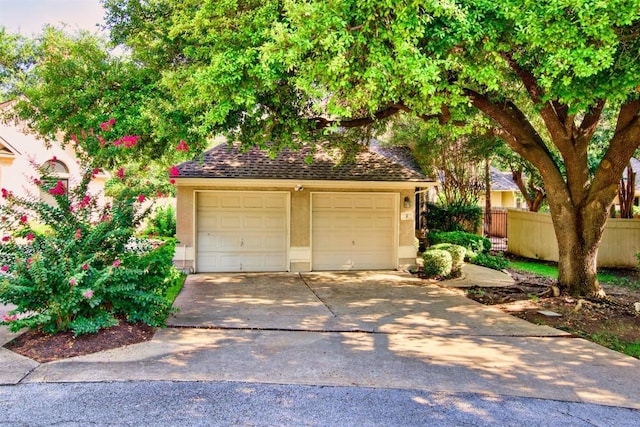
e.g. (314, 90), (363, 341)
(483, 208), (508, 252)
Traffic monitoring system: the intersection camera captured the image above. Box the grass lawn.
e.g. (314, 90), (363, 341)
(508, 258), (639, 288)
(165, 273), (187, 304)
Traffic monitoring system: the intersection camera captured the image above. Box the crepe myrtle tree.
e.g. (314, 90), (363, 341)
(0, 119), (186, 335)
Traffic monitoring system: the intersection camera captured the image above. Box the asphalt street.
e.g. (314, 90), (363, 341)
(1, 381), (639, 426)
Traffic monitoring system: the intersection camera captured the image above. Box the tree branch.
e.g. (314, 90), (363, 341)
(579, 99), (606, 140)
(311, 103), (460, 130)
(501, 52), (572, 147)
(312, 105), (403, 129)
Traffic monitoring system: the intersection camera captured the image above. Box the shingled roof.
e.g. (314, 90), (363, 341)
(176, 143), (431, 182)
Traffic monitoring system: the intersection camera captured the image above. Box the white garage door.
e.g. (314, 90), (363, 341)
(312, 193), (396, 270)
(197, 192), (288, 272)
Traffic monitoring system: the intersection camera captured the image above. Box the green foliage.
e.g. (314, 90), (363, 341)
(164, 272), (187, 305)
(424, 202), (482, 233)
(470, 253), (509, 271)
(428, 231), (491, 258)
(429, 243), (466, 276)
(579, 332), (640, 360)
(143, 205), (177, 238)
(422, 249), (453, 279)
(0, 124), (179, 335)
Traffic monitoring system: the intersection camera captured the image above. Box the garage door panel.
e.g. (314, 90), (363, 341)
(197, 192), (288, 272)
(312, 193), (396, 270)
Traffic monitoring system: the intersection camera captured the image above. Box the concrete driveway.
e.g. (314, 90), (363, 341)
(3, 270), (640, 411)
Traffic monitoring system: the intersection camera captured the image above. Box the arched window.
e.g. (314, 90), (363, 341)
(41, 158), (70, 201)
(48, 159), (69, 175)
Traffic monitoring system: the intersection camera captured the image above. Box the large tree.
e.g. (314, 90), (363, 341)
(6, 1), (640, 297)
(268, 0), (640, 297)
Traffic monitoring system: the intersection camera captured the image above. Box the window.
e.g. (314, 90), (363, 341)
(40, 159), (70, 202)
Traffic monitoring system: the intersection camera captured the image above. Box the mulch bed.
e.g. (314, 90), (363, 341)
(4, 317), (156, 363)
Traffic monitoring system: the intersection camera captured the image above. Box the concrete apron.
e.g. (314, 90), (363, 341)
(3, 271), (640, 410)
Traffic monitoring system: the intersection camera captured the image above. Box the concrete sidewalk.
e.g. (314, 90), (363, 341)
(1, 267), (639, 411)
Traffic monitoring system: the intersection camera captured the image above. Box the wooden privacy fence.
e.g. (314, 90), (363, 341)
(507, 209), (640, 268)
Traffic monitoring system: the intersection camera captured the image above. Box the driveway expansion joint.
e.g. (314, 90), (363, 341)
(298, 272), (337, 317)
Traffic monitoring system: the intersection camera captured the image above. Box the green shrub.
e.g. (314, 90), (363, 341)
(422, 249), (453, 278)
(144, 205), (177, 238)
(423, 202), (482, 233)
(470, 253), (509, 271)
(0, 122), (180, 335)
(428, 231), (491, 258)
(430, 243), (466, 276)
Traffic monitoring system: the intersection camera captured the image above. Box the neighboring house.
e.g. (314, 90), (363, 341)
(0, 113), (108, 204)
(173, 142), (435, 273)
(480, 167), (522, 209)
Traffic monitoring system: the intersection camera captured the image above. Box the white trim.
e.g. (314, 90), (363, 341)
(176, 177), (425, 190)
(192, 189), (291, 273)
(398, 245), (417, 259)
(290, 246), (311, 263)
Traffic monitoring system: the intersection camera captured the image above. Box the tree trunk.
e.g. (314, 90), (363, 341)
(511, 167), (545, 212)
(484, 158), (492, 236)
(617, 163), (635, 218)
(551, 205), (607, 297)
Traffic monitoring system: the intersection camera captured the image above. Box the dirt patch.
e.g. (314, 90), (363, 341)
(464, 269), (640, 356)
(4, 317), (155, 363)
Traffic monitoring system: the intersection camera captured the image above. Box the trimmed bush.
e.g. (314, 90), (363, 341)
(422, 249), (453, 278)
(428, 231), (491, 258)
(430, 243), (466, 276)
(470, 253), (509, 271)
(422, 202), (482, 233)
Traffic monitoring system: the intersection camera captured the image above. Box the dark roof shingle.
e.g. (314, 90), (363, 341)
(177, 143), (430, 182)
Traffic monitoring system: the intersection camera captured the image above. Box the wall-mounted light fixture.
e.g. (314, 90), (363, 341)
(403, 196), (411, 208)
(294, 184), (304, 192)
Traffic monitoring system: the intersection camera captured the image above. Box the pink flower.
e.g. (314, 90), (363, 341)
(137, 194), (146, 203)
(99, 121), (111, 131)
(112, 259), (121, 268)
(83, 289), (94, 299)
(26, 233), (34, 241)
(169, 178), (176, 185)
(69, 278), (77, 286)
(116, 167), (125, 179)
(50, 156), (57, 163)
(2, 314), (17, 322)
(33, 178), (41, 185)
(79, 195), (91, 209)
(82, 263), (89, 271)
(2, 236), (10, 242)
(19, 215), (27, 224)
(176, 140), (189, 152)
(70, 134), (79, 144)
(26, 258), (33, 265)
(97, 135), (106, 146)
(81, 130), (87, 139)
(1, 265), (8, 272)
(48, 181), (66, 196)
(1, 188), (9, 198)
(113, 135), (139, 148)
(75, 228), (82, 239)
